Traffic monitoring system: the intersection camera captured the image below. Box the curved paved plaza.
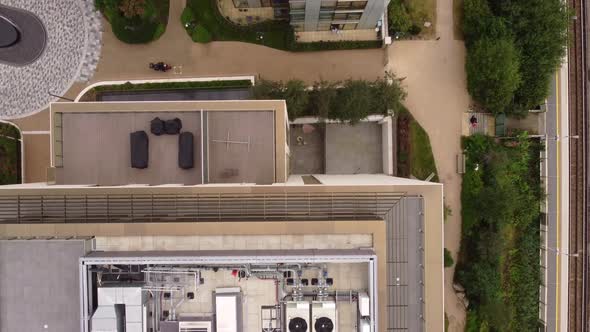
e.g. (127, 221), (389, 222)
(0, 0), (102, 119)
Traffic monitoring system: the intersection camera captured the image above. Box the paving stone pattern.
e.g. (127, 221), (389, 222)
(0, 0), (101, 119)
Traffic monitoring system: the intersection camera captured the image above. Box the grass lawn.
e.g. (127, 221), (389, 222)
(388, 0), (437, 39)
(0, 123), (20, 185)
(96, 0), (170, 44)
(409, 119), (438, 181)
(396, 109), (439, 181)
(183, 0), (382, 51)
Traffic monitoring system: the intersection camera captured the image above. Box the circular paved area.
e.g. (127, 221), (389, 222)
(0, 0), (102, 119)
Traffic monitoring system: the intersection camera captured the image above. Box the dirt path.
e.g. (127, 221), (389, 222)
(386, 0), (469, 328)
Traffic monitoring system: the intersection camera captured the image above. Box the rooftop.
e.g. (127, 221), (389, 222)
(50, 101), (288, 185)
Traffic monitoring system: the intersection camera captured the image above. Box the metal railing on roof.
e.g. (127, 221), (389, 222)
(0, 192), (403, 224)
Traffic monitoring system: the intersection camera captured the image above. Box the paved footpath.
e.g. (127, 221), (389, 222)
(386, 0), (470, 328)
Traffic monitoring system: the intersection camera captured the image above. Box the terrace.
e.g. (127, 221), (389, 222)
(50, 101), (288, 186)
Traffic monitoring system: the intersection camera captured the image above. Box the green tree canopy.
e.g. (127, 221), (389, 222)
(466, 37), (521, 114)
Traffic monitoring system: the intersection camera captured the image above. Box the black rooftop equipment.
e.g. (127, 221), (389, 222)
(130, 131), (149, 169)
(178, 132), (194, 169)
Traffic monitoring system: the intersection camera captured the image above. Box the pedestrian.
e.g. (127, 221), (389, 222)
(436, 36), (440, 41)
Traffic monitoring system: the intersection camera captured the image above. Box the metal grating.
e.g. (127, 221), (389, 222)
(0, 192), (403, 224)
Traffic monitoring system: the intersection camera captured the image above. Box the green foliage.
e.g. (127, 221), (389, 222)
(180, 6), (195, 26)
(462, 0), (569, 115)
(444, 248), (454, 267)
(97, 0), (169, 44)
(81, 80), (252, 101)
(388, 0), (413, 34)
(191, 25), (212, 43)
(0, 123), (20, 185)
(253, 73), (406, 122)
(183, 0), (381, 51)
(456, 134), (542, 331)
(409, 119), (438, 180)
(466, 37), (521, 114)
(289, 40), (382, 51)
(153, 23), (166, 39)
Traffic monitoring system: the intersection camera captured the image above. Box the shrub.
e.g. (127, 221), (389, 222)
(180, 6), (195, 26)
(388, 0), (412, 34)
(408, 24), (422, 35)
(153, 23), (166, 39)
(192, 25), (212, 43)
(466, 37), (521, 114)
(444, 248), (454, 267)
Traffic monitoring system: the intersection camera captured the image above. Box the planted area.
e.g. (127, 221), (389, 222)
(456, 134), (542, 331)
(252, 73), (406, 122)
(388, 0), (436, 38)
(0, 123), (21, 185)
(254, 74), (438, 182)
(182, 0), (382, 51)
(79, 79), (253, 101)
(96, 0), (169, 43)
(463, 0), (568, 116)
(396, 109), (438, 181)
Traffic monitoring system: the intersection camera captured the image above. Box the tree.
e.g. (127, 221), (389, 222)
(370, 72), (407, 116)
(462, 0), (508, 45)
(331, 80), (373, 124)
(252, 79), (309, 119)
(466, 37), (521, 114)
(309, 80), (338, 119)
(282, 80), (309, 119)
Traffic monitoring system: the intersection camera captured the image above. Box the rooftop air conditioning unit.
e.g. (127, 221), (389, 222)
(285, 301), (311, 332)
(179, 321), (213, 332)
(311, 301), (337, 332)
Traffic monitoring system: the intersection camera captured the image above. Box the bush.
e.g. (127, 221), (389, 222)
(253, 73), (406, 121)
(466, 37), (521, 114)
(388, 0), (412, 34)
(456, 134), (542, 331)
(180, 6), (194, 26)
(462, 0), (568, 116)
(444, 248), (454, 267)
(192, 25), (212, 43)
(97, 0), (169, 44)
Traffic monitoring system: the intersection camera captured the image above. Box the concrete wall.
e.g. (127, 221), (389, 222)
(380, 117), (393, 175)
(304, 0), (321, 31)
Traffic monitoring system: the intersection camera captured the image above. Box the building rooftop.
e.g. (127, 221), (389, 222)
(50, 101), (288, 185)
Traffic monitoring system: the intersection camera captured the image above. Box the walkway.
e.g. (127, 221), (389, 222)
(385, 0), (470, 328)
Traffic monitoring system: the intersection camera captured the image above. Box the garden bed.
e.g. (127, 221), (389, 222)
(396, 109), (438, 181)
(79, 79), (253, 101)
(96, 0), (170, 44)
(182, 0), (382, 51)
(0, 123), (21, 185)
(387, 0), (436, 39)
(456, 134), (542, 331)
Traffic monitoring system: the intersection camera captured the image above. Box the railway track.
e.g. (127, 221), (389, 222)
(567, 0), (588, 329)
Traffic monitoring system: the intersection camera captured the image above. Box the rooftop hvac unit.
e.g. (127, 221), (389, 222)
(311, 301), (337, 332)
(285, 301), (310, 332)
(179, 321), (213, 332)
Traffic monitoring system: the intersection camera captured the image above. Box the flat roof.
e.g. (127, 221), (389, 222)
(50, 101), (289, 185)
(0, 238), (92, 332)
(0, 178), (444, 331)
